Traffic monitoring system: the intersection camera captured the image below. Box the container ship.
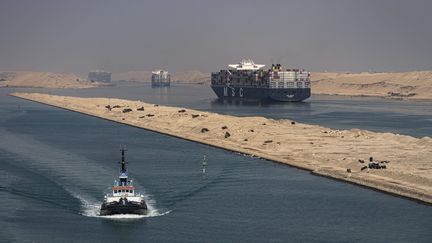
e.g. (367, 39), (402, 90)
(151, 70), (171, 87)
(211, 59), (311, 102)
(88, 70), (111, 82)
(100, 148), (147, 216)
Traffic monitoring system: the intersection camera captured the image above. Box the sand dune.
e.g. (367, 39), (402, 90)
(0, 71), (97, 89)
(311, 71), (432, 100)
(111, 71), (153, 82)
(12, 92), (432, 204)
(172, 71), (209, 84)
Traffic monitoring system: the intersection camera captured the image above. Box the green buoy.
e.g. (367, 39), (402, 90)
(202, 155), (207, 174)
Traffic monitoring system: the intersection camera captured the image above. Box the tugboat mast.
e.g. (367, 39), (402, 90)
(120, 146), (127, 172)
(119, 146), (128, 186)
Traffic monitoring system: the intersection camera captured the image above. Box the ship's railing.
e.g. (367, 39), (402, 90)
(212, 69), (311, 89)
(211, 70), (269, 87)
(269, 80), (311, 89)
(269, 71), (310, 89)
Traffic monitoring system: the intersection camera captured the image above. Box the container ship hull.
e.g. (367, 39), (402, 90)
(211, 85), (311, 102)
(152, 69), (171, 87)
(151, 82), (170, 87)
(211, 60), (312, 102)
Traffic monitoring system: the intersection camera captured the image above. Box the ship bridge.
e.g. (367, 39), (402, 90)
(228, 59), (265, 71)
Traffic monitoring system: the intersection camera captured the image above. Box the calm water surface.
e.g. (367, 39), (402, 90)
(0, 85), (431, 242)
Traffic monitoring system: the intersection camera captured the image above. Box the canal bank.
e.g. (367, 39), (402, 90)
(11, 92), (432, 205)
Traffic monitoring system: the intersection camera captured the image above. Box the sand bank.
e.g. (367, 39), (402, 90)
(0, 71), (97, 89)
(311, 71), (432, 100)
(11, 92), (432, 204)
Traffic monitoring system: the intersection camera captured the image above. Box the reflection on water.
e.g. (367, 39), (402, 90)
(210, 97), (312, 108)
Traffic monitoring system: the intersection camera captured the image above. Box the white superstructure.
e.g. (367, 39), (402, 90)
(228, 59), (265, 71)
(103, 180), (145, 204)
(151, 69), (171, 86)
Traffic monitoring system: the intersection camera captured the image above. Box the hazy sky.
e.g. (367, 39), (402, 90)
(1, 0), (431, 74)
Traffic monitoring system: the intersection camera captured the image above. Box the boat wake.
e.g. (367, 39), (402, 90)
(96, 210), (171, 220)
(81, 202), (171, 219)
(0, 128), (171, 220)
(74, 191), (171, 219)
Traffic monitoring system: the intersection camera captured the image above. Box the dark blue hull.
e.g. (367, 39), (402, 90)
(151, 83), (170, 87)
(100, 199), (147, 216)
(211, 85), (310, 102)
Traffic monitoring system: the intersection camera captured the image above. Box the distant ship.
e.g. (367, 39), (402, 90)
(151, 70), (171, 87)
(100, 148), (147, 216)
(88, 70), (111, 82)
(211, 59), (311, 102)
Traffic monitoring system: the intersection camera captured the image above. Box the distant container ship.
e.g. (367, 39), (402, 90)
(88, 70), (111, 82)
(211, 59), (311, 102)
(151, 70), (171, 87)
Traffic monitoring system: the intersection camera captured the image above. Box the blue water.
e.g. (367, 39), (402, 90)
(0, 85), (431, 242)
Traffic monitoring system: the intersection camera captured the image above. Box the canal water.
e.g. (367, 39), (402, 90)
(0, 84), (431, 242)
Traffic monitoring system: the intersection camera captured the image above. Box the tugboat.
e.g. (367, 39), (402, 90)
(100, 147), (148, 216)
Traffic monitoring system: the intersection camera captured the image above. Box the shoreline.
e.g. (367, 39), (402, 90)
(129, 81), (432, 101)
(10, 92), (432, 205)
(310, 92), (432, 101)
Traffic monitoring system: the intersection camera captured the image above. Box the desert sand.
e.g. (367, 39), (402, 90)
(311, 71), (432, 100)
(111, 71), (153, 82)
(0, 71), (97, 89)
(11, 92), (432, 204)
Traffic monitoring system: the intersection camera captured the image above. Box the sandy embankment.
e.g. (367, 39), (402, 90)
(311, 71), (432, 100)
(11, 92), (432, 204)
(0, 71), (97, 88)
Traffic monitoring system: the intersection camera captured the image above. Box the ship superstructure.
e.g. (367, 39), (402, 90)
(211, 59), (311, 102)
(100, 148), (147, 216)
(151, 70), (171, 87)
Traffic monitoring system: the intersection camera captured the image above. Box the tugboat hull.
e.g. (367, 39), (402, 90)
(100, 199), (147, 216)
(100, 203), (147, 216)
